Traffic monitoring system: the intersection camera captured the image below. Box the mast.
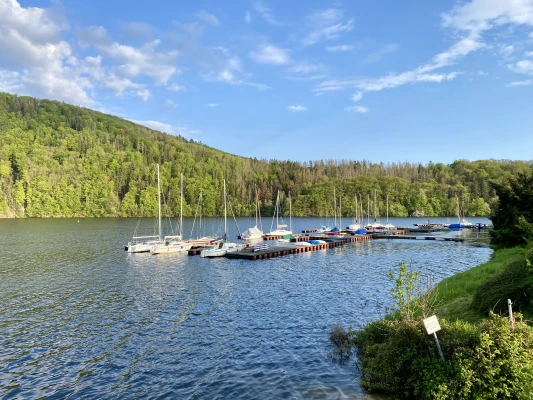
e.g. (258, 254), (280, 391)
(334, 188), (337, 228)
(289, 191), (292, 233)
(224, 179), (227, 237)
(386, 194), (389, 224)
(276, 190), (280, 229)
(180, 173), (183, 239)
(339, 196), (342, 229)
(254, 184), (258, 226)
(374, 189), (377, 223)
(359, 193), (363, 225)
(355, 193), (358, 224)
(367, 194), (370, 226)
(157, 163), (162, 239)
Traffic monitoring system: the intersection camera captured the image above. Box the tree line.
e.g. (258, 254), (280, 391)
(1, 92), (531, 218)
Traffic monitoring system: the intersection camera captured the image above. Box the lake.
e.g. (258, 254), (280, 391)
(0, 217), (492, 399)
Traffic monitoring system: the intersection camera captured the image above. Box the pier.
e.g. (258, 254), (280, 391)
(372, 234), (465, 242)
(226, 234), (372, 260)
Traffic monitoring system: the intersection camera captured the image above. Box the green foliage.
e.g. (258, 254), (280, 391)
(0, 92), (531, 218)
(490, 168), (533, 247)
(471, 258), (533, 316)
(353, 313), (533, 399)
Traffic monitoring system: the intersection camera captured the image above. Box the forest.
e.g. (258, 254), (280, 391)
(1, 91), (531, 219)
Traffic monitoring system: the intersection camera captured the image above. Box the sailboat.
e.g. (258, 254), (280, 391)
(366, 189), (383, 229)
(126, 164), (165, 253)
(265, 190), (292, 236)
(448, 195), (473, 229)
(188, 191), (219, 246)
(383, 194), (395, 230)
(348, 193), (362, 231)
(151, 173), (192, 255)
(200, 180), (244, 258)
(239, 187), (264, 240)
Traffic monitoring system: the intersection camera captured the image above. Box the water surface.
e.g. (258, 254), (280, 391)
(0, 217), (492, 399)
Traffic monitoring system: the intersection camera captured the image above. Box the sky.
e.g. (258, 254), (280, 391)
(1, 0), (533, 164)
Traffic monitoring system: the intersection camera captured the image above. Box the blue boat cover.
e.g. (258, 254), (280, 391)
(355, 228), (367, 234)
(330, 226), (340, 232)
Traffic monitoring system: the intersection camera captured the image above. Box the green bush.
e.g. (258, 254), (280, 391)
(471, 259), (533, 315)
(353, 313), (533, 399)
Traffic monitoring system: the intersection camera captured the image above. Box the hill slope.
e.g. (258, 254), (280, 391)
(0, 92), (531, 218)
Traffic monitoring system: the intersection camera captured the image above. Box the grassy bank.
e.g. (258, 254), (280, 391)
(433, 246), (526, 322)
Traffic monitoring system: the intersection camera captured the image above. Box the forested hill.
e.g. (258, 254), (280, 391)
(0, 91), (531, 218)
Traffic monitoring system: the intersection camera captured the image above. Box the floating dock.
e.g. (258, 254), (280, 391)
(372, 234), (464, 242)
(226, 235), (372, 260)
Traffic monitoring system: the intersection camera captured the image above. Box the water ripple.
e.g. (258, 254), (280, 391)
(0, 218), (492, 399)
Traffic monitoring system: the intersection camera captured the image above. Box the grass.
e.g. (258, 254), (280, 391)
(433, 246), (525, 323)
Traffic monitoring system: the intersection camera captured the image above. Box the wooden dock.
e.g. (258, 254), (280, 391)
(226, 235), (372, 260)
(372, 234), (464, 242)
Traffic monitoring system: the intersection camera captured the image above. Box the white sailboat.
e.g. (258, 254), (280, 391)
(240, 187), (264, 240)
(265, 190), (292, 236)
(201, 180), (244, 258)
(151, 173), (192, 255)
(188, 191), (219, 246)
(383, 194), (395, 230)
(366, 189), (384, 230)
(126, 164), (165, 253)
(348, 192), (362, 231)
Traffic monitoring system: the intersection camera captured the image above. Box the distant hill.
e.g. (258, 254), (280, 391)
(0, 92), (531, 218)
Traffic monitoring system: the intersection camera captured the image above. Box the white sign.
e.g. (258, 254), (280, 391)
(423, 315), (441, 335)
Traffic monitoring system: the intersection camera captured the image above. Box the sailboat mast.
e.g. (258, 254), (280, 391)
(386, 194), (389, 224)
(180, 173), (183, 239)
(157, 163), (162, 239)
(224, 179), (227, 236)
(334, 188), (337, 227)
(289, 191), (292, 233)
(367, 194), (370, 225)
(374, 189), (377, 222)
(359, 193), (363, 225)
(339, 196), (342, 229)
(355, 193), (358, 224)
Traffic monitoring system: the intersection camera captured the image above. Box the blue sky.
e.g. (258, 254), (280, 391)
(2, 0), (533, 164)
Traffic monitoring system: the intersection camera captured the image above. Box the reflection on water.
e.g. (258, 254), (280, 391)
(0, 218), (492, 399)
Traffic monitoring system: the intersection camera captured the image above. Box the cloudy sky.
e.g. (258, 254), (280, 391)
(1, 0), (533, 163)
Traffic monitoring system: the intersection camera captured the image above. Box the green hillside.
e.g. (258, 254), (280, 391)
(0, 92), (531, 218)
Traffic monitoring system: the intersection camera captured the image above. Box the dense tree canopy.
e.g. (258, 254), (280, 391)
(0, 92), (531, 218)
(490, 168), (533, 247)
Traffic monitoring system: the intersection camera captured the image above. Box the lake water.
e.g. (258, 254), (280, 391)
(0, 217), (492, 399)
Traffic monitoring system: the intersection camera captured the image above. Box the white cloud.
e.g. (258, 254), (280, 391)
(245, 11), (251, 24)
(287, 62), (323, 73)
(194, 10), (220, 26)
(351, 91), (363, 102)
(507, 79), (533, 86)
(0, 70), (22, 92)
(136, 89), (151, 101)
(478, 70), (489, 76)
(363, 43), (399, 64)
(287, 105), (307, 111)
(165, 99), (178, 108)
(302, 9), (354, 47)
(0, 0), (96, 106)
(316, 72), (459, 93)
(250, 44), (290, 65)
(509, 59), (533, 75)
(525, 51), (533, 58)
(130, 120), (200, 136)
(167, 83), (187, 92)
(326, 44), (354, 52)
(253, 1), (280, 25)
(208, 103), (218, 107)
(344, 105), (369, 113)
(203, 47), (270, 89)
(500, 44), (515, 57)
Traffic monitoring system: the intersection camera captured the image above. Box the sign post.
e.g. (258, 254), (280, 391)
(508, 299), (515, 332)
(423, 315), (445, 363)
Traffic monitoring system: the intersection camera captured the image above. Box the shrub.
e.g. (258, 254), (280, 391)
(353, 313), (533, 399)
